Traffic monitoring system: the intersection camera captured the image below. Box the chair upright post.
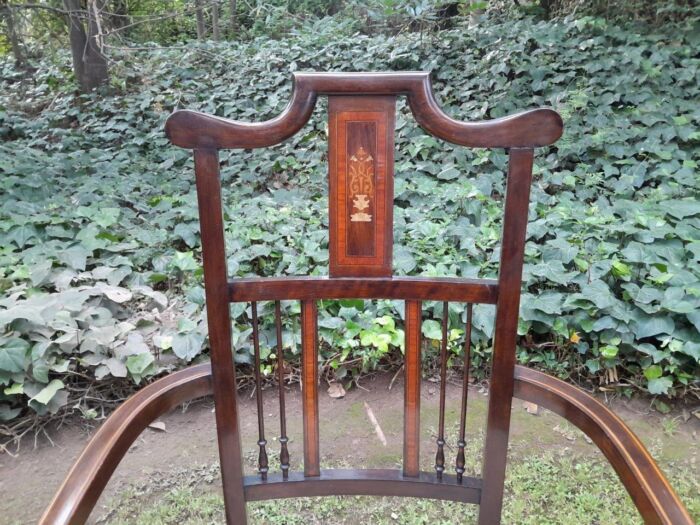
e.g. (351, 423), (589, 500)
(479, 148), (534, 525)
(193, 148), (248, 523)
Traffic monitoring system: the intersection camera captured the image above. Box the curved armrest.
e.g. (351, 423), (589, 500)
(41, 362), (688, 524)
(39, 364), (213, 525)
(514, 365), (693, 525)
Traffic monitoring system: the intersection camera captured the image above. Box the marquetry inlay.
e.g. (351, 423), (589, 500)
(349, 147), (374, 223)
(328, 96), (396, 277)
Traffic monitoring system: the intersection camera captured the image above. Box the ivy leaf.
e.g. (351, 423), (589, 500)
(126, 352), (155, 375)
(422, 319), (442, 340)
(659, 200), (700, 219)
(437, 165), (460, 180)
(599, 345), (618, 359)
(93, 207), (121, 228)
(647, 376), (673, 395)
(58, 245), (91, 271)
(394, 245), (417, 273)
(171, 251), (198, 272)
(30, 379), (65, 405)
(105, 357), (128, 378)
(7, 224), (39, 248)
(643, 364), (662, 380)
(0, 338), (29, 373)
(171, 332), (205, 362)
(632, 314), (675, 339)
(95, 283), (133, 303)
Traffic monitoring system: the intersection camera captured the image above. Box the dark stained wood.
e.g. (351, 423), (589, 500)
(39, 364), (213, 525)
(479, 148), (534, 525)
(274, 300), (290, 479)
(456, 303), (473, 483)
(165, 72), (563, 150)
(513, 365), (694, 525)
(434, 301), (449, 480)
(41, 363), (692, 525)
(250, 302), (268, 480)
(229, 276), (498, 304)
(328, 96), (395, 277)
(301, 300), (320, 477)
(403, 300), (422, 478)
(42, 72), (692, 525)
(192, 148), (247, 523)
(244, 469), (482, 503)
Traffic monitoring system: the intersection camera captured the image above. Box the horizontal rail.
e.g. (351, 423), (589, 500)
(244, 469), (482, 503)
(165, 72), (563, 150)
(228, 276), (499, 303)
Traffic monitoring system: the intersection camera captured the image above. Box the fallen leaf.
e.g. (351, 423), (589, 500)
(148, 421), (166, 432)
(523, 401), (539, 415)
(327, 383), (346, 399)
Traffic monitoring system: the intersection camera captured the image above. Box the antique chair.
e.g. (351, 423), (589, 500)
(40, 73), (692, 525)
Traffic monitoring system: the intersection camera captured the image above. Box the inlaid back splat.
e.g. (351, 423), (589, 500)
(328, 96), (395, 277)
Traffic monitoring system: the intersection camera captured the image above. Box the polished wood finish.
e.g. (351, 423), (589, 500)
(274, 301), (290, 480)
(456, 303), (473, 483)
(244, 469), (482, 503)
(42, 72), (692, 525)
(41, 363), (692, 525)
(435, 301), (449, 480)
(480, 148), (534, 525)
(403, 300), (422, 478)
(250, 302), (268, 480)
(513, 365), (694, 525)
(301, 300), (320, 477)
(192, 148), (247, 523)
(229, 276), (498, 303)
(328, 96), (395, 277)
(165, 72), (563, 149)
(39, 364), (213, 525)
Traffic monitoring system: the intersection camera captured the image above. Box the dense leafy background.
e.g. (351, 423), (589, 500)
(1, 11), (699, 425)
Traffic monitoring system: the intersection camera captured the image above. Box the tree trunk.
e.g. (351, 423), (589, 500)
(64, 0), (109, 92)
(229, 0), (236, 36)
(1, 1), (24, 67)
(195, 0), (205, 40)
(109, 0), (129, 33)
(212, 1), (220, 41)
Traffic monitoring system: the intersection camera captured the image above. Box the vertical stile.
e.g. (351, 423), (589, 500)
(480, 148), (535, 525)
(301, 300), (320, 477)
(456, 303), (473, 483)
(275, 300), (290, 479)
(251, 302), (268, 480)
(435, 301), (449, 480)
(192, 148), (246, 523)
(403, 300), (422, 477)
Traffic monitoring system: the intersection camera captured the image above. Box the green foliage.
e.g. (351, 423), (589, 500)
(0, 10), (699, 423)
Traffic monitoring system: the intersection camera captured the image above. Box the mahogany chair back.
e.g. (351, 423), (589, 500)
(165, 72), (563, 525)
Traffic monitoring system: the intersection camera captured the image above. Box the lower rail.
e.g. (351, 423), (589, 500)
(244, 469), (482, 503)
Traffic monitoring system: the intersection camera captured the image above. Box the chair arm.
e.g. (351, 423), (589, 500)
(39, 364), (214, 525)
(514, 365), (693, 525)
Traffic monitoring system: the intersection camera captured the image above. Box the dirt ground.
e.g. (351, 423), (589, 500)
(1, 372), (698, 525)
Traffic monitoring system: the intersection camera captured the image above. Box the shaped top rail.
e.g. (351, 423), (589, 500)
(165, 72), (563, 150)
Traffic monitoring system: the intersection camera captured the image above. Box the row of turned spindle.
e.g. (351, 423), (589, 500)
(248, 300), (473, 482)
